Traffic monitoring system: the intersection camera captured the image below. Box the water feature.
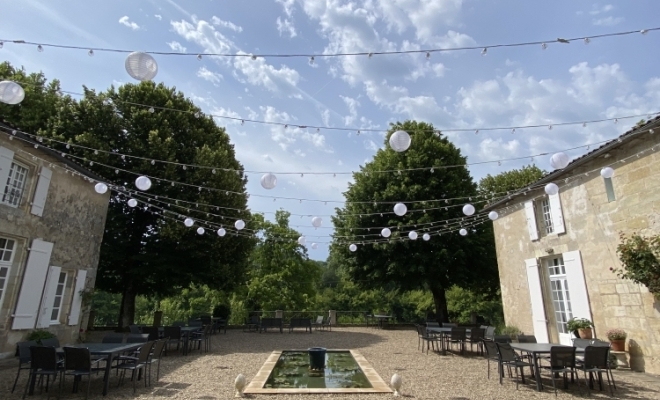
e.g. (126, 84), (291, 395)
(264, 350), (373, 389)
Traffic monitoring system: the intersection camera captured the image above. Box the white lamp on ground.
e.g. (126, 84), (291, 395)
(234, 374), (247, 398)
(390, 373), (402, 396)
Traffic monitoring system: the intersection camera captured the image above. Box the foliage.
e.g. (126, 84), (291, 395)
(331, 121), (499, 322)
(90, 290), (122, 326)
(498, 325), (522, 336)
(445, 286), (504, 326)
(228, 293), (249, 325)
(615, 233), (660, 295)
(25, 329), (56, 344)
(606, 328), (627, 340)
(567, 317), (593, 331)
(478, 164), (546, 197)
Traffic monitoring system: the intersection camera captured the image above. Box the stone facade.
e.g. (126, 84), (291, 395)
(492, 121), (660, 374)
(0, 135), (109, 357)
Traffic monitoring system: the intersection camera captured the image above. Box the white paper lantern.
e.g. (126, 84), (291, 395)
(260, 173), (277, 190)
(311, 243), (318, 249)
(135, 176), (152, 191)
(197, 227), (205, 235)
(298, 236), (306, 245)
(312, 216), (323, 228)
(393, 202), (407, 216)
(349, 243), (357, 252)
(600, 167), (614, 179)
(381, 228), (391, 238)
(125, 52), (158, 81)
(459, 228), (468, 236)
(127, 198), (138, 208)
(94, 183), (108, 194)
(389, 130), (411, 152)
(0, 81), (25, 105)
(422, 233), (430, 241)
(217, 228), (226, 237)
(408, 231), (418, 240)
(184, 218), (194, 227)
(235, 219), (246, 230)
(550, 152), (570, 170)
(488, 211), (499, 221)
(544, 182), (559, 196)
(462, 204), (475, 216)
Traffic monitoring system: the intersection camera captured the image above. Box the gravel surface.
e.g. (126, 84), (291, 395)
(0, 327), (658, 399)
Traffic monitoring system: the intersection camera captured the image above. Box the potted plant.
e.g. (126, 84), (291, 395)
(606, 328), (627, 351)
(567, 318), (594, 339)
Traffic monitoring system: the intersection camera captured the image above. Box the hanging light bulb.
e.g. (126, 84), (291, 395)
(37, 45), (44, 52)
(217, 228), (226, 237)
(197, 227), (205, 235)
(88, 49), (94, 56)
(481, 47), (487, 56)
(184, 218), (194, 227)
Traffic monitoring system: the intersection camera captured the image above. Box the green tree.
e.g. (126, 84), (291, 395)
(478, 164), (545, 197)
(331, 120), (498, 322)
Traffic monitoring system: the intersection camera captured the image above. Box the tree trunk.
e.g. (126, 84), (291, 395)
(118, 283), (136, 329)
(429, 283), (449, 323)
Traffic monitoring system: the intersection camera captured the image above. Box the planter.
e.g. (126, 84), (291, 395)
(578, 327), (593, 339)
(610, 339), (626, 351)
(308, 347), (326, 371)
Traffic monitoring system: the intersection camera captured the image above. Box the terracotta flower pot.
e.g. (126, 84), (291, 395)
(578, 327), (593, 339)
(610, 339), (626, 351)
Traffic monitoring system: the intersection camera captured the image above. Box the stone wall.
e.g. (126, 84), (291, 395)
(0, 136), (109, 356)
(494, 133), (660, 374)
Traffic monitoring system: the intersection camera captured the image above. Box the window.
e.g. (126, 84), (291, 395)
(2, 162), (29, 207)
(0, 237), (16, 306)
(604, 177), (616, 202)
(50, 271), (67, 323)
(540, 199), (554, 234)
(546, 256), (573, 334)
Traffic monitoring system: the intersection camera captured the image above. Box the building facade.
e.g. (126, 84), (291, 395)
(0, 131), (109, 357)
(490, 118), (660, 374)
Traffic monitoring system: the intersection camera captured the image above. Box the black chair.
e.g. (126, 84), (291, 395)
(102, 333), (124, 344)
(126, 334), (150, 343)
(213, 318), (227, 334)
(515, 335), (537, 362)
(115, 341), (155, 393)
(128, 325), (142, 334)
(495, 342), (535, 390)
(447, 327), (467, 354)
(146, 339), (168, 385)
(466, 328), (485, 355)
(190, 325), (212, 352)
(442, 323), (457, 328)
(141, 326), (160, 341)
(172, 321), (185, 327)
(578, 345), (615, 396)
(22, 346), (61, 399)
(60, 347), (102, 400)
(40, 338), (60, 348)
(493, 335), (512, 343)
(188, 319), (203, 327)
(415, 324), (441, 354)
(12, 341), (37, 393)
(482, 339), (501, 379)
(542, 346), (579, 396)
(163, 326), (184, 353)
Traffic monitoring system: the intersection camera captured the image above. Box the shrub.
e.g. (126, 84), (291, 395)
(615, 233), (660, 296)
(498, 325), (521, 336)
(606, 328), (627, 340)
(25, 329), (55, 344)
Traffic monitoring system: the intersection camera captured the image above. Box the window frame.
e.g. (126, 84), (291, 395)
(50, 271), (68, 324)
(0, 237), (16, 307)
(604, 177), (616, 202)
(2, 161), (30, 208)
(539, 198), (555, 235)
(546, 256), (573, 335)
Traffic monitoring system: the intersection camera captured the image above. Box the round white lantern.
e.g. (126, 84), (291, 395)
(600, 167), (614, 179)
(408, 231), (418, 240)
(349, 243), (357, 252)
(550, 152), (570, 170)
(389, 130), (411, 152)
(311, 243), (318, 249)
(0, 81), (25, 105)
(94, 182), (108, 194)
(298, 236), (306, 245)
(462, 204), (475, 216)
(217, 228), (226, 237)
(312, 216), (323, 228)
(381, 228), (391, 238)
(196, 227), (205, 235)
(459, 228), (468, 236)
(184, 218), (194, 227)
(544, 182), (559, 196)
(235, 219), (246, 230)
(260, 173), (277, 190)
(488, 211), (499, 221)
(135, 176), (152, 191)
(127, 199), (138, 208)
(125, 52), (158, 81)
(422, 233), (430, 241)
(393, 202), (407, 216)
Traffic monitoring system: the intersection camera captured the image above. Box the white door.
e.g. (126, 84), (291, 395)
(525, 258), (549, 343)
(546, 256), (574, 345)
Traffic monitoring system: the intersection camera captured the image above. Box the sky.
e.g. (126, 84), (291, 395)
(1, 0), (660, 260)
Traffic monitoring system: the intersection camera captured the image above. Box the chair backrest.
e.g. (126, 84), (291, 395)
(426, 322), (440, 328)
(450, 327), (467, 341)
(495, 342), (518, 362)
(17, 341), (38, 364)
(151, 339), (168, 359)
(315, 316), (324, 324)
(128, 325), (142, 334)
(550, 346), (577, 368)
(136, 341), (155, 363)
(40, 337), (60, 348)
(572, 338), (593, 348)
(583, 346), (610, 369)
(141, 326), (160, 341)
(590, 339), (611, 347)
(30, 346), (58, 371)
(485, 326), (496, 339)
(102, 333), (124, 344)
(469, 328), (485, 340)
(172, 321), (185, 327)
(443, 323), (457, 328)
(163, 326), (182, 340)
(188, 319), (203, 327)
(493, 335), (512, 343)
(482, 339), (498, 359)
(200, 316), (212, 325)
(63, 347), (92, 371)
(126, 333), (150, 343)
(517, 335), (537, 343)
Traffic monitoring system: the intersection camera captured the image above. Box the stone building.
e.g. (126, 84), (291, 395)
(487, 117), (660, 374)
(0, 125), (109, 357)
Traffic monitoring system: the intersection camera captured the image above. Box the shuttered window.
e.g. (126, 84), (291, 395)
(50, 272), (68, 323)
(2, 162), (29, 207)
(0, 237), (16, 307)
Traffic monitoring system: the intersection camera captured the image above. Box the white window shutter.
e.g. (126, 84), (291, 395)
(548, 193), (566, 234)
(30, 167), (52, 217)
(68, 270), (87, 326)
(525, 258), (549, 343)
(524, 201), (539, 241)
(36, 266), (61, 328)
(11, 239), (54, 330)
(564, 251), (592, 322)
(0, 146), (15, 193)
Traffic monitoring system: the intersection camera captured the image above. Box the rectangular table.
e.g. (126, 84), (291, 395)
(510, 343), (585, 392)
(426, 327), (472, 355)
(372, 315), (392, 329)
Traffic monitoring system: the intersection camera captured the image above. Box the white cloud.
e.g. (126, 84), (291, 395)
(592, 16), (624, 26)
(277, 0), (296, 17)
(211, 16), (243, 32)
(260, 106), (332, 152)
(196, 66), (223, 85)
(340, 95), (360, 125)
(154, 14), (162, 20)
(263, 154), (274, 162)
(232, 53), (301, 97)
(589, 4), (614, 15)
(364, 139), (380, 152)
(276, 17), (297, 38)
(119, 16), (140, 30)
(166, 41), (187, 52)
(294, 149), (307, 157)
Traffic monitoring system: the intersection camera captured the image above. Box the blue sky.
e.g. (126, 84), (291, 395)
(2, 0), (660, 260)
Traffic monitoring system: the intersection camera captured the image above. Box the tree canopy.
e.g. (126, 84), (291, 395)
(478, 164), (545, 196)
(330, 120), (499, 322)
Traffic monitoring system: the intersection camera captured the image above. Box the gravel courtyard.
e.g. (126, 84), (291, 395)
(0, 327), (658, 399)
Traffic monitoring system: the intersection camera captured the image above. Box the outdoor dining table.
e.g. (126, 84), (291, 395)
(426, 327), (472, 355)
(372, 314), (392, 329)
(159, 326), (202, 355)
(510, 343), (585, 392)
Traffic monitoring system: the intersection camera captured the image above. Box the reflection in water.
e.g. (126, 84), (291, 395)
(264, 351), (373, 389)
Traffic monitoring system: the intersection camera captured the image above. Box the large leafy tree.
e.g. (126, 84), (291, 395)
(1, 63), (254, 327)
(478, 164), (545, 196)
(331, 121), (498, 322)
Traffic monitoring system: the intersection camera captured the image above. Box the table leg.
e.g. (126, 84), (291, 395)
(102, 354), (114, 396)
(532, 353), (542, 392)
